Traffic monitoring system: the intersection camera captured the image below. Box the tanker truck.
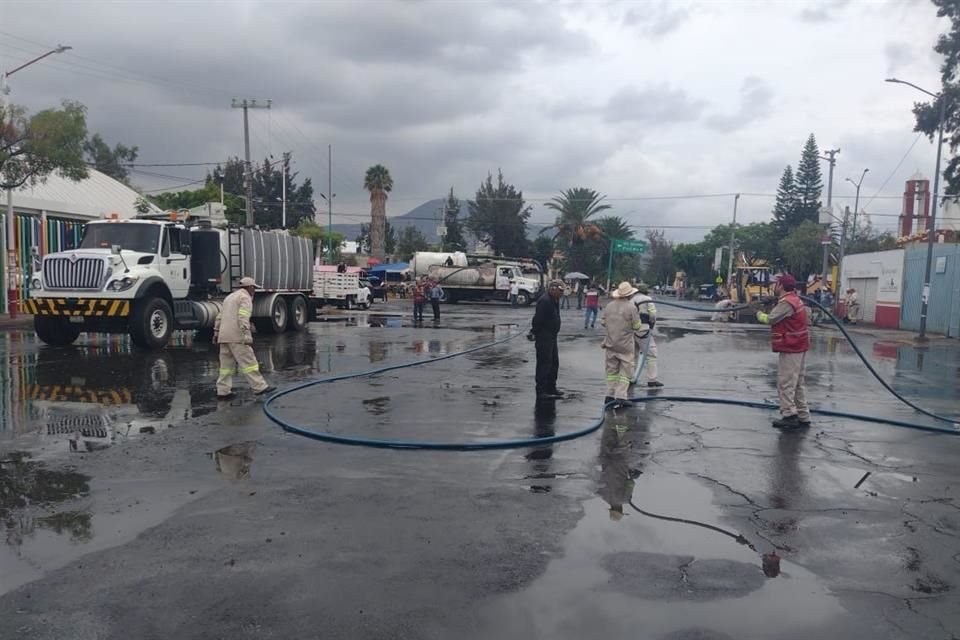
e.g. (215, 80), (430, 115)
(24, 211), (316, 349)
(410, 252), (542, 305)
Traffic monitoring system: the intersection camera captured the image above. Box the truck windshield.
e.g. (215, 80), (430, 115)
(80, 224), (160, 254)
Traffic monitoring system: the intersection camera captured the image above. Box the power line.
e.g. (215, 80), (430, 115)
(863, 133), (923, 210)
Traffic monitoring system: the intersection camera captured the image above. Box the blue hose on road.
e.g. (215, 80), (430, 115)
(263, 301), (959, 450)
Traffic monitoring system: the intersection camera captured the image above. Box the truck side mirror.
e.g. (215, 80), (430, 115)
(111, 245), (122, 255)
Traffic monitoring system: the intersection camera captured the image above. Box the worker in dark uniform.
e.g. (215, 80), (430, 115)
(529, 280), (564, 400)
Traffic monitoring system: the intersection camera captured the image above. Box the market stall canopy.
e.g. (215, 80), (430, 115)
(563, 272), (589, 281)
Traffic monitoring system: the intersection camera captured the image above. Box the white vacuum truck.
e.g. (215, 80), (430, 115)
(25, 212), (316, 349)
(409, 251), (542, 305)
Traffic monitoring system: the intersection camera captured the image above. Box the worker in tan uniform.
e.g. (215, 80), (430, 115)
(214, 277), (276, 399)
(601, 281), (643, 407)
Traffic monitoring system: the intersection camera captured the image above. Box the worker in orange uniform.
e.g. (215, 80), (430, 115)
(214, 277), (276, 399)
(756, 273), (810, 429)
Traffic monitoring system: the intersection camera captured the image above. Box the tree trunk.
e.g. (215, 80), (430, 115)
(370, 194), (386, 260)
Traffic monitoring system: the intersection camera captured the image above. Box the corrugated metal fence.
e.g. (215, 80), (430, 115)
(901, 244), (960, 337)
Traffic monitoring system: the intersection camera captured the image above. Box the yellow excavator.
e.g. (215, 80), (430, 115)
(727, 255), (776, 322)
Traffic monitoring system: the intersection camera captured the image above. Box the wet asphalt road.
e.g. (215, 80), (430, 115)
(1, 299), (959, 640)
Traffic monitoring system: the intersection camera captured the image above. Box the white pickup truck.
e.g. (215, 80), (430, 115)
(313, 270), (371, 310)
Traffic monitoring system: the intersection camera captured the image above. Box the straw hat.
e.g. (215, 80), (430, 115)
(611, 281), (639, 298)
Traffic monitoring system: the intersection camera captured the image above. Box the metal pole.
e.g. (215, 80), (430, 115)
(918, 95), (946, 341)
(327, 144), (333, 263)
(606, 241), (615, 292)
(726, 193), (739, 289)
(4, 188), (13, 318)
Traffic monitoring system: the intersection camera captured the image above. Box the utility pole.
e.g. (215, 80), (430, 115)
(281, 157), (287, 229)
(838, 168), (869, 305)
(327, 144), (333, 262)
(319, 145), (335, 264)
(726, 193), (740, 290)
(819, 148), (840, 288)
(231, 99), (271, 226)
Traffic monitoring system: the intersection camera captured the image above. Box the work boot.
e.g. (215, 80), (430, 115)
(254, 386), (278, 396)
(772, 415), (801, 429)
(217, 392), (235, 400)
(647, 380), (664, 388)
(604, 396), (616, 406)
(798, 418), (812, 428)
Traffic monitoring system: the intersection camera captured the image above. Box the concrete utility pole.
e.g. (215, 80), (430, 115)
(819, 148), (840, 288)
(726, 193), (740, 289)
(319, 145), (335, 264)
(838, 168), (869, 303)
(231, 99), (271, 226)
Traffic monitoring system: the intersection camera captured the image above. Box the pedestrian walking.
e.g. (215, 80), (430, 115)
(413, 280), (426, 322)
(584, 282), (601, 329)
(529, 280), (564, 400)
(756, 273), (811, 429)
(601, 281), (643, 406)
(844, 287), (859, 324)
(214, 277), (275, 399)
(429, 280), (443, 320)
(509, 280), (520, 307)
(560, 282), (572, 309)
(630, 284), (663, 388)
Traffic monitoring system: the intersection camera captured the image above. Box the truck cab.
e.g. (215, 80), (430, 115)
(26, 219), (192, 349)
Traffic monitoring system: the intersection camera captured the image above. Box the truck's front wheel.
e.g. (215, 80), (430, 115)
(516, 292), (531, 306)
(34, 316), (81, 346)
(130, 297), (173, 349)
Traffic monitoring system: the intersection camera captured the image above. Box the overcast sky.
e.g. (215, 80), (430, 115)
(0, 0), (946, 241)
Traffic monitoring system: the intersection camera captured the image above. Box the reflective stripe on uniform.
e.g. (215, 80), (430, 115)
(238, 309), (251, 317)
(219, 368), (237, 375)
(631, 321), (643, 330)
(606, 374), (632, 383)
(240, 363), (260, 374)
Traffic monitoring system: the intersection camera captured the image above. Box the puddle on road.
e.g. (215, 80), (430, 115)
(466, 469), (847, 639)
(214, 442), (257, 480)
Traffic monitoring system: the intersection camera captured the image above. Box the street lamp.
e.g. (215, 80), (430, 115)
(836, 168), (868, 313)
(2, 44), (72, 319)
(886, 77), (946, 342)
(319, 192), (336, 262)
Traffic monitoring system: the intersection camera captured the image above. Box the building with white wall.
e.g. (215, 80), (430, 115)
(840, 249), (905, 328)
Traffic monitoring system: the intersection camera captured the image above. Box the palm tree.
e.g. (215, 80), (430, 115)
(594, 216), (634, 278)
(543, 187), (611, 272)
(364, 165), (393, 259)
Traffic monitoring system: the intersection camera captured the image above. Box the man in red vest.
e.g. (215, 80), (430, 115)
(756, 273), (810, 429)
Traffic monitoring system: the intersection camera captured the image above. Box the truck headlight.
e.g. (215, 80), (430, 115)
(108, 276), (139, 292)
(31, 277), (42, 290)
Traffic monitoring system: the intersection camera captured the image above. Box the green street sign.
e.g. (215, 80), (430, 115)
(612, 239), (648, 254)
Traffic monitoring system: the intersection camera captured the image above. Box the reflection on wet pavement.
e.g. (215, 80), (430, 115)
(1, 452), (92, 547)
(214, 442), (256, 479)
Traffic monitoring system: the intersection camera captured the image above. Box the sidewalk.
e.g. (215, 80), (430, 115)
(0, 315), (32, 331)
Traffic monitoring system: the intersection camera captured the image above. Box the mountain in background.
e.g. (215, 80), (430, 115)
(333, 199), (550, 246)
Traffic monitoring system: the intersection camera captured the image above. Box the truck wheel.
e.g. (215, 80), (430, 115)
(263, 295), (288, 333)
(516, 292), (530, 306)
(287, 296), (308, 332)
(34, 316), (81, 346)
(130, 297), (173, 349)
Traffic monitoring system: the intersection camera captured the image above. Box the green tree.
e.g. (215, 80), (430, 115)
(527, 236), (557, 274)
(593, 215), (634, 281)
(702, 221), (777, 263)
(912, 0), (959, 196)
(1, 100), (88, 190)
(644, 229), (674, 286)
(206, 155), (314, 226)
(356, 221), (396, 255)
(290, 218), (344, 262)
(466, 170), (532, 257)
(794, 134), (823, 226)
(148, 181), (245, 224)
(846, 214), (898, 254)
(673, 242), (712, 285)
(364, 164), (394, 260)
(542, 187), (611, 273)
(779, 220), (823, 279)
(396, 225), (430, 260)
(442, 187), (466, 251)
(772, 165), (799, 233)
(83, 133), (138, 185)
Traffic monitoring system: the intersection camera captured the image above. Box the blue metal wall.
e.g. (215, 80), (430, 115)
(901, 244), (960, 337)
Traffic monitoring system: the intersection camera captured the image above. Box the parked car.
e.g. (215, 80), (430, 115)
(660, 285), (676, 296)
